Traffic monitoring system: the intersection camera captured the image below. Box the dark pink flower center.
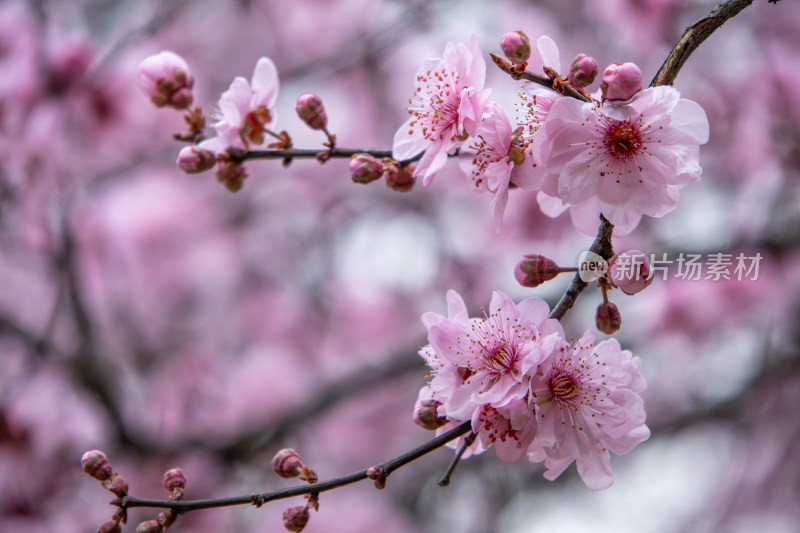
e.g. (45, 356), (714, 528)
(603, 119), (643, 161)
(407, 68), (461, 141)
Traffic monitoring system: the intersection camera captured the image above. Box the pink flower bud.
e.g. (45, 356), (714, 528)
(138, 51), (194, 109)
(271, 448), (304, 479)
(97, 520), (122, 533)
(385, 164), (415, 192)
(135, 520), (163, 533)
(295, 93), (328, 130)
(177, 146), (216, 174)
(514, 254), (560, 288)
(596, 301), (622, 334)
(282, 506), (310, 533)
(413, 399), (447, 430)
(600, 62), (642, 102)
(500, 31), (531, 65)
(82, 450), (113, 482)
(350, 153), (384, 184)
(163, 467), (187, 493)
(567, 54), (598, 88)
(609, 250), (653, 295)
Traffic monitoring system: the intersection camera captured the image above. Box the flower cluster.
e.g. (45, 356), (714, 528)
(394, 34), (709, 235)
(415, 290), (649, 490)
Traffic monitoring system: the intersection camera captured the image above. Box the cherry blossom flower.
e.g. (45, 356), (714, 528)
(421, 290), (563, 420)
(457, 101), (536, 228)
(538, 84), (709, 234)
(199, 57), (280, 154)
(392, 35), (490, 186)
(527, 331), (649, 490)
(471, 399), (538, 462)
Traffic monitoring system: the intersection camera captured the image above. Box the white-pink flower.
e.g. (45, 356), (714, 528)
(422, 290), (562, 420)
(527, 331), (649, 490)
(392, 35), (490, 187)
(539, 85), (709, 234)
(200, 57), (280, 154)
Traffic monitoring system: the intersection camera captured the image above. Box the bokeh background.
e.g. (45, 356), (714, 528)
(1, 0), (798, 532)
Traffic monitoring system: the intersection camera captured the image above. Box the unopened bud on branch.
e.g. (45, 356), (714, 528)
(177, 146), (216, 174)
(163, 467), (187, 493)
(82, 450), (113, 482)
(413, 399), (448, 430)
(514, 254), (560, 288)
(350, 153), (384, 184)
(282, 506), (310, 533)
(500, 31), (531, 65)
(271, 448), (304, 479)
(600, 62), (642, 102)
(596, 301), (622, 334)
(567, 54), (598, 88)
(135, 520), (163, 533)
(97, 520), (122, 533)
(295, 93), (328, 130)
(138, 51), (194, 109)
(385, 163), (415, 192)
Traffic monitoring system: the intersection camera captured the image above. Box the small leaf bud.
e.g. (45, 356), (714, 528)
(600, 62), (642, 102)
(295, 93), (328, 130)
(514, 254), (560, 288)
(282, 506), (310, 533)
(271, 448), (304, 479)
(97, 520), (122, 533)
(500, 31), (531, 65)
(81, 450), (113, 482)
(350, 153), (384, 184)
(596, 301), (622, 334)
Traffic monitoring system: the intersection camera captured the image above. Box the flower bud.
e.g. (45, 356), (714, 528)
(163, 467), (187, 493)
(103, 473), (129, 497)
(514, 254), (560, 288)
(138, 51), (194, 109)
(350, 153), (384, 184)
(413, 399), (447, 430)
(596, 301), (622, 334)
(500, 31), (531, 65)
(282, 506), (310, 533)
(366, 466), (387, 489)
(177, 146), (216, 174)
(384, 163), (415, 192)
(135, 520), (163, 533)
(567, 54), (598, 89)
(609, 250), (653, 295)
(82, 450), (113, 482)
(271, 448), (304, 479)
(97, 520), (122, 533)
(600, 62), (642, 102)
(295, 93), (328, 130)
(216, 160), (247, 192)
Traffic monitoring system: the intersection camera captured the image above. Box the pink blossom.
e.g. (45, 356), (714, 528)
(199, 57), (279, 153)
(422, 290), (563, 420)
(471, 399), (537, 462)
(392, 35), (490, 186)
(457, 101), (523, 228)
(527, 331), (649, 490)
(540, 85), (710, 234)
(601, 62), (643, 102)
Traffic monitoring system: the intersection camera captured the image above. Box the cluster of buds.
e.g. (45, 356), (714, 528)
(82, 450), (128, 532)
(133, 468), (187, 533)
(270, 449), (319, 532)
(350, 155), (416, 192)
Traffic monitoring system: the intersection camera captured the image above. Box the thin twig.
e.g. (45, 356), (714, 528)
(438, 432), (476, 486)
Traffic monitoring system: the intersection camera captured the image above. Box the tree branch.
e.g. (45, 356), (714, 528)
(114, 421), (472, 512)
